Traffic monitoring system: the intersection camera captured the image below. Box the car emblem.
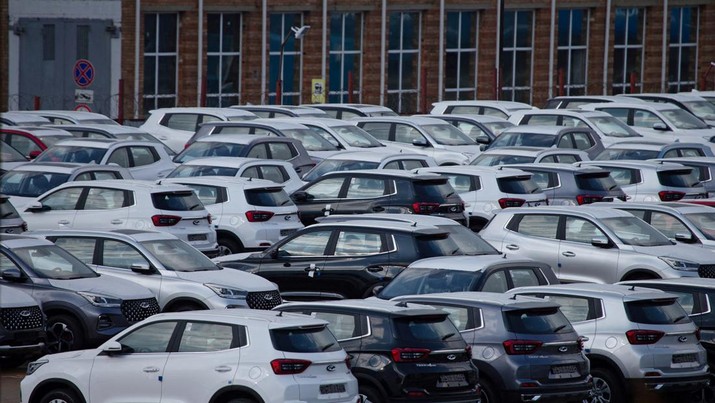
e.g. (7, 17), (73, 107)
(326, 364), (336, 372)
(263, 294), (274, 301)
(19, 310), (32, 317)
(193, 220), (201, 225)
(284, 215), (291, 221)
(678, 336), (688, 343)
(446, 354), (456, 361)
(558, 346), (569, 353)
(139, 302), (151, 309)
(449, 206), (457, 212)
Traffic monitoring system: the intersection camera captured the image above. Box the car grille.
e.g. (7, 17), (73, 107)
(699, 265), (715, 278)
(121, 298), (160, 322)
(0, 306), (43, 331)
(246, 290), (282, 310)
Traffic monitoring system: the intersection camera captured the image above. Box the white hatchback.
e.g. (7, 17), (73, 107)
(21, 310), (360, 403)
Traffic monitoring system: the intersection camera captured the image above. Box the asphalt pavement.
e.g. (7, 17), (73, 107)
(0, 366), (23, 403)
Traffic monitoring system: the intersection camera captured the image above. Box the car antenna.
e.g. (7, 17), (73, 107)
(276, 311), (283, 317)
(395, 301), (409, 307)
(629, 285), (636, 291)
(510, 294), (517, 300)
(502, 253), (507, 259)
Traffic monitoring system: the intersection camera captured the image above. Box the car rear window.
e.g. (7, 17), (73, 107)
(435, 224), (499, 255)
(504, 308), (573, 334)
(152, 191), (204, 211)
(415, 233), (463, 258)
(393, 314), (461, 342)
(657, 169), (700, 187)
(575, 172), (619, 191)
(0, 198), (20, 218)
(497, 176), (540, 194)
(245, 187), (292, 207)
(270, 325), (342, 352)
(412, 179), (454, 202)
(624, 298), (691, 325)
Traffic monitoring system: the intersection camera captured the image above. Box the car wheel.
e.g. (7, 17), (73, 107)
(218, 237), (243, 256)
(39, 388), (80, 403)
(359, 385), (384, 403)
(47, 315), (84, 353)
(478, 379), (498, 403)
(226, 399), (256, 403)
(623, 272), (659, 281)
(171, 302), (205, 312)
(585, 367), (624, 403)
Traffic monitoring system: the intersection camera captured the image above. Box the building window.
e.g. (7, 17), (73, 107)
(501, 10), (534, 103)
(669, 7), (699, 93)
(613, 8), (645, 94)
(388, 11), (421, 114)
(269, 13), (304, 105)
(329, 12), (363, 103)
(557, 9), (588, 96)
(444, 11), (479, 100)
(143, 13), (178, 116)
(206, 13), (241, 107)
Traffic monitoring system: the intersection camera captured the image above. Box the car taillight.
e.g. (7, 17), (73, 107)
(466, 344), (472, 358)
(576, 194), (604, 205)
(626, 329), (664, 345)
(411, 202), (440, 214)
(207, 214), (212, 224)
(151, 215), (181, 227)
(498, 198), (525, 209)
(22, 221), (28, 232)
(578, 336), (587, 351)
(184, 143), (190, 149)
(270, 359), (311, 375)
(502, 340), (542, 355)
(658, 191), (685, 201)
(391, 347), (431, 362)
(345, 355), (352, 370)
(696, 329), (701, 341)
(246, 211), (275, 222)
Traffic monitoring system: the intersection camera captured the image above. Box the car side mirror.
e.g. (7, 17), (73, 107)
(674, 232), (696, 243)
(130, 263), (154, 274)
(591, 237), (611, 248)
(372, 285), (385, 296)
(479, 144), (488, 152)
(28, 150), (42, 159)
(412, 138), (429, 147)
(476, 137), (490, 145)
(25, 202), (49, 213)
(291, 190), (312, 202)
(1, 268), (25, 282)
(102, 341), (123, 355)
(653, 122), (669, 131)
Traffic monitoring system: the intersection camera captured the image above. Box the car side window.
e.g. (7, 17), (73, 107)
(178, 321), (238, 352)
(572, 132), (593, 149)
(278, 230), (332, 257)
(341, 111), (361, 119)
(509, 268), (541, 288)
(541, 295), (597, 322)
(83, 188), (126, 210)
(118, 321), (178, 353)
(305, 177), (345, 199)
(424, 304), (476, 331)
(130, 146), (159, 166)
(334, 231), (383, 256)
(446, 174), (475, 193)
(310, 312), (364, 340)
(383, 161), (400, 169)
(526, 115), (559, 126)
(539, 156), (556, 163)
(107, 147), (130, 167)
(557, 135), (573, 148)
(633, 110), (664, 128)
(345, 177), (386, 199)
(164, 114), (199, 131)
(102, 240), (149, 269)
(53, 237), (97, 263)
(556, 154), (579, 163)
(481, 271), (508, 293)
(268, 142), (296, 160)
(401, 160), (429, 170)
(514, 215), (559, 239)
(608, 167), (640, 186)
(451, 106), (480, 115)
(7, 135), (38, 156)
(307, 126), (340, 147)
(246, 144), (269, 159)
(564, 217), (606, 243)
(680, 148), (705, 157)
(359, 122), (391, 141)
(260, 166), (289, 183)
(394, 124), (425, 144)
(649, 212), (690, 238)
(41, 187), (84, 210)
(0, 253), (21, 275)
(599, 108), (629, 124)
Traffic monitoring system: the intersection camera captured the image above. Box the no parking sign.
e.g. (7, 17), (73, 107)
(73, 59), (95, 88)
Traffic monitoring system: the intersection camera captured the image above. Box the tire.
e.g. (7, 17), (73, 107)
(622, 272), (659, 281)
(39, 388), (81, 403)
(359, 385), (384, 403)
(47, 315), (84, 353)
(585, 367), (625, 403)
(226, 399), (256, 403)
(170, 302), (205, 312)
(478, 379), (498, 403)
(218, 237), (243, 256)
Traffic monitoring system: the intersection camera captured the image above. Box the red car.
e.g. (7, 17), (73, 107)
(0, 127), (74, 159)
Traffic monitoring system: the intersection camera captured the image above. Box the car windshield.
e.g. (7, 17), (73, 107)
(34, 145), (106, 163)
(588, 116), (641, 138)
(497, 176), (541, 194)
(470, 154), (535, 166)
(0, 142), (27, 162)
(78, 119), (119, 125)
(378, 267), (482, 299)
(0, 171), (70, 197)
(0, 198), (20, 219)
(167, 165), (239, 178)
(281, 129), (339, 151)
(683, 101), (715, 120)
(504, 308), (574, 334)
(151, 191), (204, 211)
(140, 239), (218, 271)
(600, 216), (672, 246)
(40, 135), (73, 147)
(625, 298), (691, 324)
(661, 109), (709, 129)
(490, 132), (557, 148)
(174, 142), (247, 163)
(422, 124), (476, 145)
(574, 172), (620, 191)
(114, 132), (161, 142)
(12, 244), (98, 279)
(331, 125), (384, 148)
(684, 212), (715, 241)
(595, 149), (659, 160)
(302, 160), (379, 182)
(483, 121), (514, 136)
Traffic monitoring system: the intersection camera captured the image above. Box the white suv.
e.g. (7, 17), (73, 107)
(21, 310), (360, 403)
(21, 180), (218, 256)
(162, 177), (304, 255)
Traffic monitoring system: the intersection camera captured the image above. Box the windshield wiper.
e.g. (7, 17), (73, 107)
(553, 325), (568, 333)
(441, 332), (456, 341)
(1, 212), (15, 218)
(673, 315), (688, 323)
(321, 342), (335, 351)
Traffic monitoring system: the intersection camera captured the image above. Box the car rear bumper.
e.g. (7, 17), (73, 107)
(629, 373), (710, 392)
(0, 342), (45, 356)
(508, 377), (593, 402)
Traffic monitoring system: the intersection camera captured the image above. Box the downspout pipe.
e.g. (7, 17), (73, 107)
(134, 0), (140, 119)
(603, 0), (611, 95)
(322, 0), (327, 85)
(380, 0), (386, 105)
(661, 0), (668, 92)
(548, 0), (555, 98)
(438, 0), (444, 101)
(197, 0), (203, 105)
(261, 0), (267, 104)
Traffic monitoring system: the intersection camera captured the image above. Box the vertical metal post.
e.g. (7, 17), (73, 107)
(118, 78), (124, 124)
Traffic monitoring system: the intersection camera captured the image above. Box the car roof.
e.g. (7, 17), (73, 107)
(231, 105), (326, 115)
(201, 119), (309, 130)
(500, 125), (578, 135)
(311, 103), (396, 113)
(584, 102), (682, 112)
(162, 176), (282, 190)
(407, 255), (538, 271)
(479, 146), (575, 157)
(53, 138), (160, 148)
(20, 110), (112, 119)
(308, 219), (449, 234)
(498, 205), (634, 219)
(29, 229), (178, 243)
(514, 109), (613, 118)
(508, 163), (608, 174)
(428, 114), (511, 123)
(394, 292), (559, 310)
(320, 150), (428, 163)
(149, 107), (257, 118)
(146, 308), (329, 329)
(53, 179), (189, 192)
(509, 283), (673, 302)
(178, 156), (293, 168)
(620, 277), (715, 290)
(316, 213), (469, 226)
(8, 162), (116, 174)
(416, 165), (531, 178)
(322, 169), (444, 180)
(599, 201), (712, 214)
(604, 141), (696, 150)
(431, 100), (534, 110)
(655, 157), (715, 166)
(0, 234), (55, 248)
(51, 124), (151, 134)
(278, 298), (444, 316)
(6, 126), (74, 137)
(353, 116), (452, 125)
(578, 160), (688, 171)
(623, 93), (708, 102)
(272, 117), (356, 128)
(194, 134), (280, 144)
(0, 111), (51, 124)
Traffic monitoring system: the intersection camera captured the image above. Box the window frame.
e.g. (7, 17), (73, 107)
(668, 7), (699, 92)
(557, 8), (589, 96)
(612, 7), (646, 94)
(329, 12), (364, 103)
(501, 10), (535, 104)
(143, 13), (179, 115)
(206, 13), (242, 107)
(444, 10), (479, 100)
(387, 11), (422, 114)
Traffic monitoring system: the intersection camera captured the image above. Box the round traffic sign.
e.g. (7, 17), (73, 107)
(74, 104), (92, 112)
(73, 59), (95, 87)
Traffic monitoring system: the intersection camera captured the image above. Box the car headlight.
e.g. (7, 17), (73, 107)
(659, 257), (699, 271)
(205, 283), (248, 299)
(78, 292), (123, 307)
(26, 359), (49, 375)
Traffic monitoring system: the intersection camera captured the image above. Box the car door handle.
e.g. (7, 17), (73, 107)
(58, 220), (70, 225)
(321, 208), (334, 213)
(372, 206), (385, 212)
(366, 265), (384, 272)
(505, 244), (519, 251)
(143, 367), (160, 373)
(214, 366), (232, 373)
(111, 219), (122, 224)
(304, 266), (321, 272)
(562, 251), (576, 257)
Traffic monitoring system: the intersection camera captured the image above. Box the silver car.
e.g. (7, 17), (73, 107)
(479, 206), (715, 283)
(508, 284), (709, 403)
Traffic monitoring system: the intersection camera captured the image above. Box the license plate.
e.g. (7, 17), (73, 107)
(672, 353), (697, 364)
(188, 234), (207, 242)
(436, 373), (468, 388)
(550, 364), (579, 378)
(280, 228), (297, 236)
(320, 383), (346, 394)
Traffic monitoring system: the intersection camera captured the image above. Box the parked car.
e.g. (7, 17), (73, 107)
(166, 156), (306, 193)
(0, 196), (27, 234)
(470, 146), (588, 166)
(161, 177), (304, 254)
(419, 114), (514, 146)
(214, 215), (499, 300)
(1, 162), (132, 210)
(375, 255), (557, 299)
(36, 229), (283, 311)
(55, 124), (163, 143)
(0, 141), (29, 174)
(20, 309), (359, 403)
(685, 90), (715, 107)
(15, 110), (119, 126)
(654, 157), (715, 197)
(173, 134), (316, 176)
(393, 292), (592, 403)
(594, 140), (713, 160)
(508, 284), (709, 403)
(291, 169), (466, 226)
(479, 205), (715, 283)
(543, 95), (643, 109)
(302, 150), (436, 182)
(506, 163), (627, 205)
(620, 93), (715, 127)
(20, 180), (218, 256)
(430, 100), (535, 119)
(578, 160), (707, 202)
(0, 111), (50, 126)
(310, 103), (398, 118)
(487, 126), (605, 159)
(230, 104), (328, 118)
(33, 138), (177, 180)
(415, 165), (547, 231)
(1, 126), (74, 159)
(0, 234), (159, 352)
(276, 299), (479, 403)
(0, 284), (45, 368)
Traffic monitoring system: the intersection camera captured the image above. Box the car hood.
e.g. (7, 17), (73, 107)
(442, 144), (483, 155)
(0, 286), (38, 307)
(212, 252), (259, 263)
(46, 276), (154, 299)
(629, 244), (715, 263)
(174, 269), (276, 292)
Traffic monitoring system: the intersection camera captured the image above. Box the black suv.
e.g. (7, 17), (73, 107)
(0, 284), (46, 368)
(215, 216), (499, 300)
(275, 299), (480, 403)
(291, 170), (467, 226)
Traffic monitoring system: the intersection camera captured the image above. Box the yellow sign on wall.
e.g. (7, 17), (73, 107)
(311, 79), (325, 103)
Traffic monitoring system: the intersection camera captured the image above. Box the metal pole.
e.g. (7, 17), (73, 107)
(197, 0), (203, 106)
(603, 0), (611, 95)
(437, 0), (444, 101)
(660, 0), (668, 93)
(261, 0), (267, 104)
(380, 0), (386, 105)
(276, 31), (293, 105)
(548, 0), (555, 99)
(495, 0), (504, 100)
(133, 0), (141, 119)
